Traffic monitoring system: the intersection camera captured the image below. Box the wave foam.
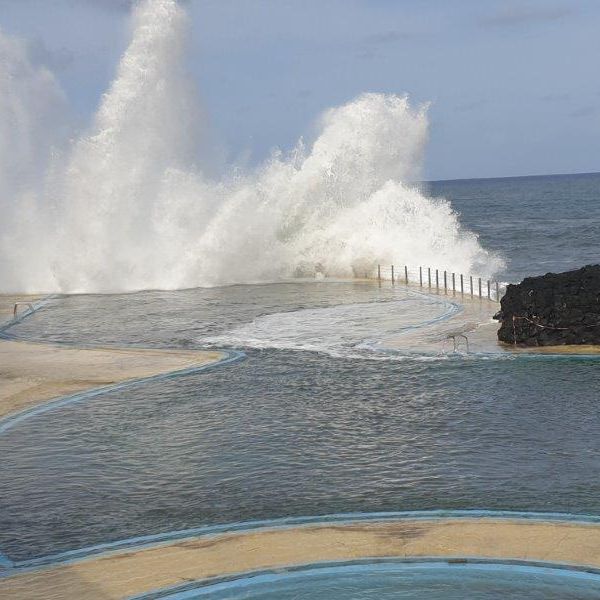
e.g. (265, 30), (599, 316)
(0, 0), (503, 293)
(204, 292), (456, 359)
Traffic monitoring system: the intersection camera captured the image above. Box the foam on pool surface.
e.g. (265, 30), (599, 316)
(142, 561), (600, 599)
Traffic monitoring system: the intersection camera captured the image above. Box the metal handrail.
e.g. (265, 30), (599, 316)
(372, 264), (506, 303)
(13, 302), (35, 318)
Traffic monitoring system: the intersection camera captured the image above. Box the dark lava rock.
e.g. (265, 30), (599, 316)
(495, 265), (600, 346)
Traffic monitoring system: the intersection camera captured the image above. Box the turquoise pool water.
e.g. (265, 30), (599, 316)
(136, 561), (600, 599)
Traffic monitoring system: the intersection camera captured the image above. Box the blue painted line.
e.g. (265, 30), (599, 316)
(0, 294), (246, 566)
(0, 552), (13, 569)
(0, 294), (57, 336)
(1, 292), (599, 571)
(0, 293), (248, 566)
(0, 349), (245, 435)
(394, 289), (462, 334)
(359, 289), (462, 354)
(375, 289), (600, 361)
(128, 559), (600, 600)
(5, 509), (600, 576)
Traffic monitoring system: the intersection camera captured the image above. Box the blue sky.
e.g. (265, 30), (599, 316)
(1, 0), (599, 180)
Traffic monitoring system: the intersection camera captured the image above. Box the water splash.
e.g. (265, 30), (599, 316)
(0, 28), (70, 287)
(0, 0), (503, 293)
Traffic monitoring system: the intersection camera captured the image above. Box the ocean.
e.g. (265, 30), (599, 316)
(430, 171), (600, 281)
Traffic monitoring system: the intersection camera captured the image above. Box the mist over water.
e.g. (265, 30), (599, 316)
(0, 0), (502, 293)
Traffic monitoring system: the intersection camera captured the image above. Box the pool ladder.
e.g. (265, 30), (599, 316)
(447, 333), (469, 354)
(13, 302), (35, 318)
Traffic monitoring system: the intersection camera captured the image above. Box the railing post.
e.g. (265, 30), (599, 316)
(435, 269), (439, 290)
(496, 281), (499, 302)
(460, 274), (464, 294)
(419, 266), (423, 287)
(377, 264), (381, 281)
(428, 267), (431, 288)
(443, 270), (447, 293)
(487, 280), (491, 299)
(391, 265), (395, 284)
(405, 265), (408, 284)
(470, 276), (473, 297)
(478, 277), (482, 298)
(13, 302), (34, 317)
(452, 272), (456, 293)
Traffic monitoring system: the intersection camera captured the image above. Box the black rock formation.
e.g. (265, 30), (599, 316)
(495, 265), (600, 346)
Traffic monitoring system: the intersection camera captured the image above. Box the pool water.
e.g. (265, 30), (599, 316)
(2, 283), (600, 562)
(7, 282), (454, 358)
(139, 562), (600, 599)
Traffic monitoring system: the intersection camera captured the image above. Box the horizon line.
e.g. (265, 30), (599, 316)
(427, 170), (600, 185)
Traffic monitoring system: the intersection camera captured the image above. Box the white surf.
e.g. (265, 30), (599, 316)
(0, 0), (503, 293)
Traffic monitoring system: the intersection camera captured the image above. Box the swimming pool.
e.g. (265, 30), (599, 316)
(2, 283), (600, 563)
(134, 560), (600, 599)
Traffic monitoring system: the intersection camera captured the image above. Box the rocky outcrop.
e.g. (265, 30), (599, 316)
(495, 265), (600, 346)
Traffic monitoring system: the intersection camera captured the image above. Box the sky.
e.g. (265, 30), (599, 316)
(0, 0), (599, 181)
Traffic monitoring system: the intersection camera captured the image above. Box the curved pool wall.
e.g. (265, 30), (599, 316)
(0, 294), (249, 566)
(0, 294), (56, 337)
(0, 286), (464, 439)
(5, 510), (600, 571)
(129, 560), (600, 600)
(7, 285), (600, 361)
(4, 512), (600, 600)
(4, 290), (600, 562)
(0, 349), (245, 434)
(0, 295), (247, 434)
(5, 285), (466, 361)
(3, 287), (600, 568)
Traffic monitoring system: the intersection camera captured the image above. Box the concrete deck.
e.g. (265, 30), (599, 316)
(379, 285), (600, 356)
(0, 295), (225, 421)
(0, 339), (225, 421)
(2, 518), (600, 599)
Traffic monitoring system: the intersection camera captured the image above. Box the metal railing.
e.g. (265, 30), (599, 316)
(13, 302), (35, 317)
(370, 264), (506, 303)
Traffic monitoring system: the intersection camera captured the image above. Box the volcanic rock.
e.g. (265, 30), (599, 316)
(495, 265), (600, 346)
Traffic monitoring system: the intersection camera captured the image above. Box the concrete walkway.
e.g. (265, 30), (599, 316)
(379, 285), (600, 356)
(0, 339), (225, 421)
(2, 518), (600, 599)
(0, 295), (224, 422)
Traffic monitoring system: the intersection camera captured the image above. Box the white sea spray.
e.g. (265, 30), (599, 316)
(0, 0), (503, 293)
